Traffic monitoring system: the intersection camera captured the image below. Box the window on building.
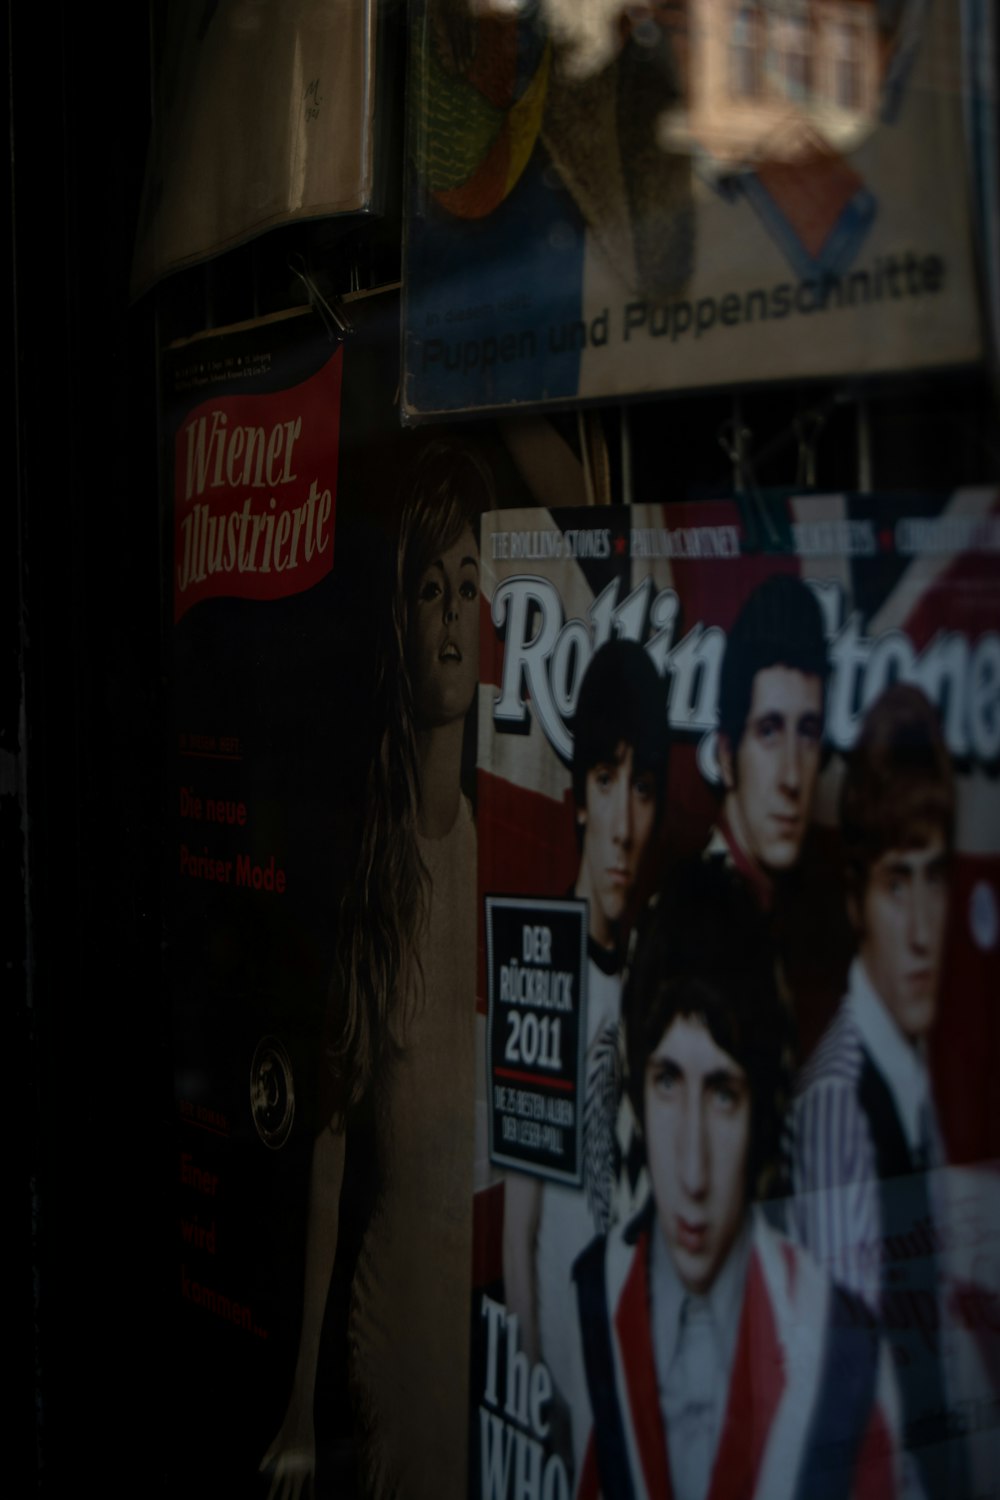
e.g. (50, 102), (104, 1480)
(729, 3), (762, 99)
(778, 13), (811, 101)
(832, 18), (863, 110)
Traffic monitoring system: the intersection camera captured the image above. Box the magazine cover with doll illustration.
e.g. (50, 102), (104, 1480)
(163, 296), (607, 1499)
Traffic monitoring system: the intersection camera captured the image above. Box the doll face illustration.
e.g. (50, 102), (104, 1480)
(410, 524), (480, 729)
(645, 1015), (751, 1296)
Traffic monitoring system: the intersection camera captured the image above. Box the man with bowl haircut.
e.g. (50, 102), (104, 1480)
(786, 683), (967, 1500)
(503, 638), (670, 1462)
(708, 573), (829, 909)
(573, 862), (900, 1500)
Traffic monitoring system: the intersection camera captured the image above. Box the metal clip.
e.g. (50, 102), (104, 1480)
(855, 396), (873, 492)
(718, 409), (781, 552)
(794, 407), (827, 489)
(288, 254), (353, 341)
(718, 414), (753, 494)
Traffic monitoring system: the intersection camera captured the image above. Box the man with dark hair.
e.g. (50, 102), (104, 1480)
(787, 683), (966, 1500)
(503, 638), (670, 1463)
(570, 638), (671, 949)
(709, 573), (829, 908)
(573, 862), (899, 1500)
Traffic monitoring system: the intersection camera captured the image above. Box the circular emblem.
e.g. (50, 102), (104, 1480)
(969, 881), (999, 955)
(250, 1036), (295, 1150)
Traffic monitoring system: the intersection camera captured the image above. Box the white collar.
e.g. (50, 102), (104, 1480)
(650, 1213), (751, 1384)
(846, 957), (934, 1154)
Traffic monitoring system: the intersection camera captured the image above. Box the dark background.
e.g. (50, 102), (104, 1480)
(7, 4), (998, 1496)
(8, 4), (165, 1493)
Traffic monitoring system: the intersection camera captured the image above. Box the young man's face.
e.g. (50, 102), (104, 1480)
(720, 665), (823, 873)
(575, 741), (657, 949)
(857, 833), (949, 1042)
(645, 1016), (751, 1295)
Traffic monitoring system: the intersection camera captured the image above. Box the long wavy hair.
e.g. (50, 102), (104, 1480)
(326, 440), (494, 1125)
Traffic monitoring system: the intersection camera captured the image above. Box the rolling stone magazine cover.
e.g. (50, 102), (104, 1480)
(473, 495), (1000, 1499)
(404, 0), (989, 416)
(162, 294), (998, 1500)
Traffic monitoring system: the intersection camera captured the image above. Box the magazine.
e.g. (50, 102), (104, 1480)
(473, 492), (1000, 1497)
(165, 306), (350, 1496)
(134, 0), (379, 294)
(404, 0), (985, 417)
(163, 296), (608, 1498)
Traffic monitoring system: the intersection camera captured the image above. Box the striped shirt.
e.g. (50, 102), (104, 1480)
(785, 958), (941, 1311)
